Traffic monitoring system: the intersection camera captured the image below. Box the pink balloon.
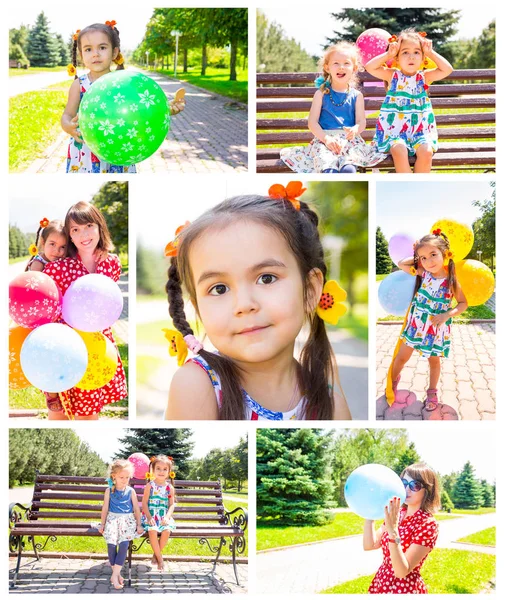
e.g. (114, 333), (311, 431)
(9, 272), (62, 328)
(388, 233), (416, 266)
(128, 453), (150, 479)
(356, 28), (391, 64)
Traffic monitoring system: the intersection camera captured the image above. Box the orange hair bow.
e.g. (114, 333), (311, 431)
(419, 31), (427, 37)
(432, 228), (442, 236)
(105, 20), (117, 28)
(268, 181), (306, 211)
(39, 218), (49, 228)
(73, 29), (81, 41)
(165, 221), (190, 257)
(388, 35), (398, 43)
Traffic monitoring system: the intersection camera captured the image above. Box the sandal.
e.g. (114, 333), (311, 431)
(424, 388), (439, 411)
(44, 392), (63, 412)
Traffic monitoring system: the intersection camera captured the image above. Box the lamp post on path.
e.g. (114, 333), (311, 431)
(171, 30), (182, 78)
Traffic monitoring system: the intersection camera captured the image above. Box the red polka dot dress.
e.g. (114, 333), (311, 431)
(43, 254), (127, 416)
(369, 508), (438, 594)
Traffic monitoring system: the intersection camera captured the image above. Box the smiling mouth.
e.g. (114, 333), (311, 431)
(237, 325), (270, 335)
(80, 239), (93, 246)
(336, 73), (346, 78)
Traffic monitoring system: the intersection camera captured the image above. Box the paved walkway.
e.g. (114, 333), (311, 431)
(376, 322), (495, 420)
(9, 557), (247, 594)
(8, 70), (70, 97)
(256, 512), (495, 594)
(20, 68), (248, 174)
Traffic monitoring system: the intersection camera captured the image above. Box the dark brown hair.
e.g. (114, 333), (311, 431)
(26, 220), (67, 271)
(64, 201), (114, 257)
(71, 23), (125, 80)
(149, 455), (176, 498)
(412, 233), (457, 298)
(401, 462), (441, 514)
(166, 194), (342, 420)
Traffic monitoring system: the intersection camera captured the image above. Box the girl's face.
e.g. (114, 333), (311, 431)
(113, 469), (131, 490)
(397, 39), (423, 74)
(402, 473), (426, 506)
(80, 31), (118, 75)
(190, 220), (319, 366)
(153, 462), (170, 482)
(325, 50), (356, 86)
(416, 244), (444, 275)
(42, 232), (67, 262)
(68, 219), (100, 254)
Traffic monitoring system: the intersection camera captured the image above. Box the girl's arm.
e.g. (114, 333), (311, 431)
(397, 256), (423, 276)
(166, 484), (176, 519)
(363, 520), (384, 550)
(332, 365), (352, 420)
(423, 40), (453, 85)
(28, 260), (44, 272)
(98, 488), (110, 533)
(142, 482), (154, 524)
(61, 79), (84, 144)
(131, 489), (144, 533)
(307, 90), (342, 154)
(432, 280), (468, 326)
(364, 44), (398, 84)
(166, 362), (219, 420)
(344, 92), (366, 139)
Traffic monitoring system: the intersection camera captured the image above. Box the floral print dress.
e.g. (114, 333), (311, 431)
(43, 254), (127, 415)
(66, 74), (137, 173)
(369, 508), (438, 594)
(141, 482), (176, 532)
(401, 271), (453, 358)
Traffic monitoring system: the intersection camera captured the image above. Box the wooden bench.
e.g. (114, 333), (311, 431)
(9, 474), (247, 589)
(257, 69), (495, 173)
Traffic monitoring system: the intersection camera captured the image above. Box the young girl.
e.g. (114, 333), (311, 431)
(365, 29), (453, 173)
(141, 455), (176, 571)
(98, 459), (143, 590)
(25, 218), (67, 272)
(43, 201), (127, 419)
(363, 462), (440, 594)
(387, 231), (468, 411)
(61, 21), (185, 174)
(164, 182), (352, 420)
(280, 42), (386, 174)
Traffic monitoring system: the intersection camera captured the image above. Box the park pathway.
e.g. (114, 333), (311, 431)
(8, 70), (69, 97)
(18, 68), (248, 174)
(256, 512), (496, 594)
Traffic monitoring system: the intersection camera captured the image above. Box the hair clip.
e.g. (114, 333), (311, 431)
(67, 64), (77, 77)
(169, 471), (176, 479)
(72, 29), (81, 41)
(39, 217), (49, 229)
(162, 329), (188, 366)
(314, 75), (330, 88)
(419, 31), (427, 37)
(165, 221), (190, 257)
(106, 477), (114, 488)
(409, 266), (417, 276)
(316, 280), (347, 325)
(114, 52), (124, 65)
(268, 181), (306, 211)
(432, 228), (442, 236)
(388, 35), (398, 43)
(167, 456), (173, 461)
(105, 20), (117, 28)
(145, 472), (154, 481)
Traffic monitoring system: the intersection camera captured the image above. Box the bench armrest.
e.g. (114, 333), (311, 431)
(223, 506), (248, 532)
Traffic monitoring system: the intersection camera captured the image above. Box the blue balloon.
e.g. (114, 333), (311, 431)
(344, 464), (406, 520)
(20, 323), (88, 393)
(378, 270), (416, 316)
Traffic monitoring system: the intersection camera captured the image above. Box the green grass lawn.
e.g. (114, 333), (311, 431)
(376, 273), (388, 281)
(434, 513), (463, 521)
(321, 548), (495, 594)
(331, 304), (368, 342)
(151, 65), (248, 103)
(9, 255), (30, 265)
(9, 67), (67, 77)
(458, 527), (495, 546)
(451, 507), (496, 515)
(137, 355), (166, 386)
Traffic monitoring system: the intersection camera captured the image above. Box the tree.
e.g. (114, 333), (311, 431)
(463, 20), (495, 69)
(27, 12), (61, 67)
(452, 461), (484, 509)
(257, 429), (334, 525)
(54, 33), (70, 66)
(376, 227), (392, 275)
(480, 479), (495, 508)
(10, 26), (30, 55)
(470, 182), (495, 270)
(233, 436), (248, 492)
(393, 442), (421, 477)
(92, 181), (128, 255)
(441, 489), (454, 512)
(115, 429), (194, 479)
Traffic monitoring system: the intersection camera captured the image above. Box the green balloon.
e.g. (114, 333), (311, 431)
(78, 70), (170, 166)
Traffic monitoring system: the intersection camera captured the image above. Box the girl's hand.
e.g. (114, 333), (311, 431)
(384, 497), (401, 537)
(67, 116), (84, 144)
(98, 524), (105, 534)
(148, 517), (156, 526)
(170, 100), (185, 116)
(387, 41), (400, 59)
(431, 312), (448, 326)
(343, 125), (359, 140)
(324, 135), (342, 154)
(137, 524), (144, 534)
(422, 38), (434, 56)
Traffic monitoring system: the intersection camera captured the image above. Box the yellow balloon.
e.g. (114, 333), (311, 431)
(431, 219), (474, 262)
(75, 331), (118, 390)
(9, 326), (32, 389)
(455, 260), (495, 307)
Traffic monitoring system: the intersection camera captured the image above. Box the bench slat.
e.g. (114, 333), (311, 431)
(36, 475), (221, 488)
(11, 527), (242, 538)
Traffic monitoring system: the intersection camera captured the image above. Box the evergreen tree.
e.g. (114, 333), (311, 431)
(480, 479), (495, 508)
(10, 26), (30, 55)
(115, 429), (194, 479)
(393, 442), (421, 476)
(54, 33), (70, 66)
(257, 429), (334, 525)
(465, 20), (495, 69)
(233, 436), (248, 492)
(376, 227), (392, 275)
(441, 489), (454, 511)
(452, 461), (484, 509)
(27, 12), (60, 67)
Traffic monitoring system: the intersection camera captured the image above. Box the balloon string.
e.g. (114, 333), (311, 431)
(59, 391), (75, 421)
(385, 303), (411, 407)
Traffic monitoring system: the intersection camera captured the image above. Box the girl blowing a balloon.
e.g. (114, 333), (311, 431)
(43, 201), (127, 419)
(25, 219), (67, 272)
(363, 463), (440, 594)
(280, 42), (386, 173)
(164, 182), (351, 420)
(365, 29), (453, 173)
(387, 230), (467, 411)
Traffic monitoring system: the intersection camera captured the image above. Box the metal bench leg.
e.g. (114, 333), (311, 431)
(127, 541), (133, 587)
(231, 537), (240, 586)
(10, 537), (24, 589)
(30, 536), (40, 561)
(211, 538), (226, 575)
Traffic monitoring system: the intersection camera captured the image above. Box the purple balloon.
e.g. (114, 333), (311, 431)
(388, 233), (416, 266)
(62, 274), (123, 332)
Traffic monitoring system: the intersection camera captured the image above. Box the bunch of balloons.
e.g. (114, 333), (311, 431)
(378, 219), (495, 316)
(9, 272), (123, 393)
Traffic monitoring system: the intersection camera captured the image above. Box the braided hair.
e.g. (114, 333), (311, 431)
(166, 194), (342, 420)
(71, 22), (125, 80)
(412, 233), (457, 297)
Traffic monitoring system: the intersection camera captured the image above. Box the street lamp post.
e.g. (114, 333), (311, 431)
(171, 30), (181, 77)
(477, 250), (482, 262)
(145, 51), (149, 69)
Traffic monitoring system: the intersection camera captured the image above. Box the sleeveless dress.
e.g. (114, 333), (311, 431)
(42, 254), (128, 415)
(369, 508), (438, 594)
(66, 74), (137, 174)
(401, 271), (453, 358)
(189, 355), (307, 420)
(280, 87), (387, 173)
(102, 486), (142, 545)
(374, 70), (438, 156)
(141, 482), (176, 532)
(26, 254), (49, 271)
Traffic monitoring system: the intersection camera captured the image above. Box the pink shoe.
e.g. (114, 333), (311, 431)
(44, 392), (63, 412)
(386, 376), (401, 401)
(424, 389), (439, 411)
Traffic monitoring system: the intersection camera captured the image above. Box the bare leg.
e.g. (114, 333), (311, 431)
(75, 413), (99, 421)
(47, 409), (69, 421)
(159, 531), (171, 553)
(148, 530), (163, 569)
(391, 343), (415, 382)
(390, 144), (411, 173)
(111, 564), (123, 589)
(428, 356), (441, 389)
(414, 144), (433, 173)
